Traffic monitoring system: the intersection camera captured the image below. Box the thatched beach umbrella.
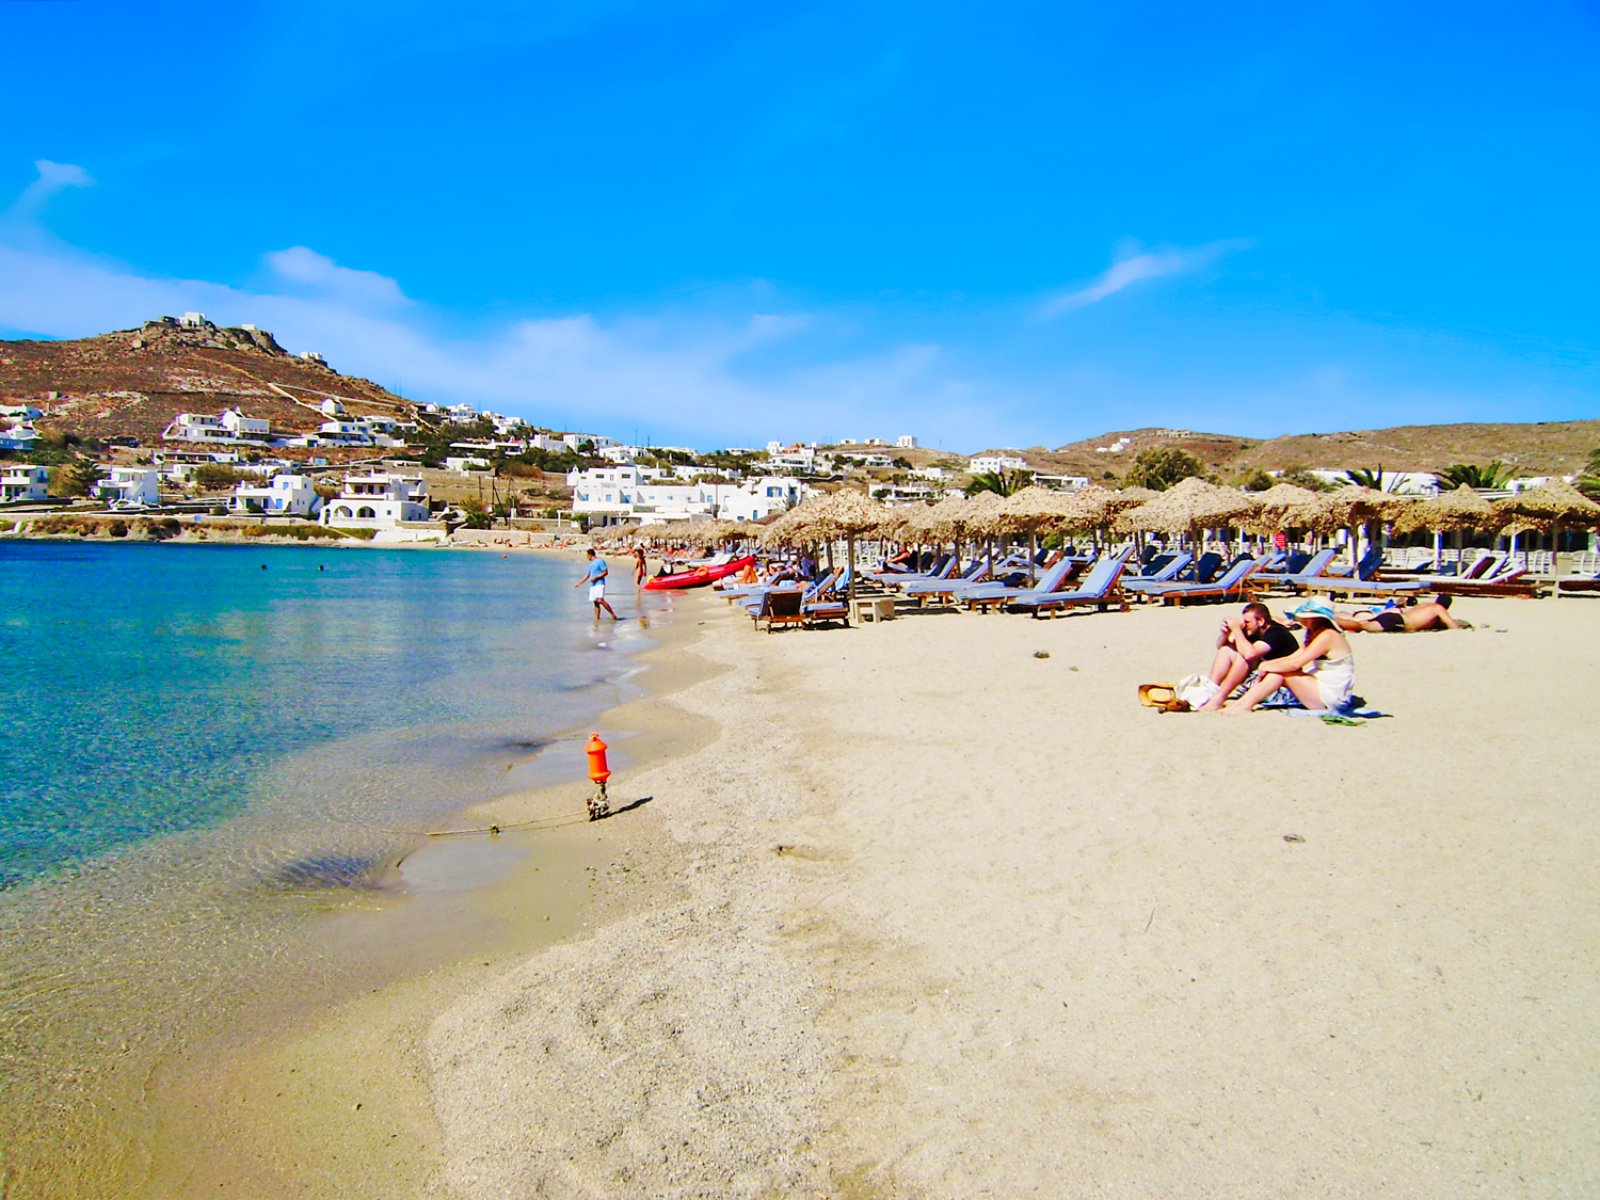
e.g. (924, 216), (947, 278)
(785, 489), (889, 600)
(1115, 477), (1261, 558)
(1245, 483), (1320, 538)
(1392, 484), (1493, 564)
(1280, 485), (1407, 568)
(1000, 486), (1079, 580)
(1493, 479), (1600, 593)
(1060, 485), (1154, 548)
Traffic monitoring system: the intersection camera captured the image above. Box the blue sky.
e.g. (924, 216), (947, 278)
(3, 1), (1597, 451)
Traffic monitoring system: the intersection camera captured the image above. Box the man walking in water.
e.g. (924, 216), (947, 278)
(575, 548), (619, 621)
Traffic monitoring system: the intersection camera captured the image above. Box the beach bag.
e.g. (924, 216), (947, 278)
(1174, 673), (1221, 709)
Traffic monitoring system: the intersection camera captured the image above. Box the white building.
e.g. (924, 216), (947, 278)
(0, 464), (50, 502)
(221, 407), (270, 440)
(180, 311), (208, 328)
(566, 466), (808, 525)
(969, 454), (1030, 474)
(896, 435), (919, 449)
(445, 456), (492, 474)
(93, 467), (161, 508)
(1304, 469), (1438, 495)
(1033, 473), (1091, 491)
(767, 444), (828, 475)
(230, 474), (323, 518)
(163, 410), (271, 446)
(559, 431), (615, 452)
(837, 452), (894, 469)
(0, 404), (43, 422)
(320, 398), (346, 417)
(0, 424), (40, 452)
(321, 472), (431, 528)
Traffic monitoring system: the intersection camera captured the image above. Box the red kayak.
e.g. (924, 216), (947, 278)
(643, 555), (757, 592)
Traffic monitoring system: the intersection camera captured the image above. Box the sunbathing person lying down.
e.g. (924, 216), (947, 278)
(1337, 595), (1464, 633)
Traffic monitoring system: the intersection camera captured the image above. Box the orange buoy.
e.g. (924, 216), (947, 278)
(585, 733), (611, 784)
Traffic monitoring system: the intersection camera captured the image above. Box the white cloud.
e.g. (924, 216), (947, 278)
(1037, 239), (1250, 319)
(265, 246), (411, 308)
(5, 160), (95, 224)
(0, 229), (1005, 447)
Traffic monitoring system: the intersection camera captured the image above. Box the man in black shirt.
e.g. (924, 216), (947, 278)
(1197, 602), (1300, 711)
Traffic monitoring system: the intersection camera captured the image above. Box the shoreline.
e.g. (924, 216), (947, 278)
(0, 546), (653, 1197)
(119, 582), (725, 1197)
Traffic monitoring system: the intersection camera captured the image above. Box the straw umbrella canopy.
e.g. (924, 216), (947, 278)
(899, 494), (987, 568)
(1278, 485), (1408, 566)
(1114, 477), (1261, 558)
(756, 504), (815, 548)
(1000, 486), (1079, 580)
(1059, 485), (1155, 547)
(1392, 484), (1493, 535)
(1244, 483), (1320, 537)
(1492, 479), (1600, 591)
(956, 490), (1014, 580)
(783, 489), (890, 599)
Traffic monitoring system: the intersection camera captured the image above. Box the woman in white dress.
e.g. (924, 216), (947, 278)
(1223, 598), (1355, 714)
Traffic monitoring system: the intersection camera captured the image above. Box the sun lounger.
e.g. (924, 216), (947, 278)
(1250, 548), (1339, 591)
(1121, 551), (1196, 590)
(736, 570), (837, 611)
(958, 555), (1084, 612)
(898, 556), (994, 601)
(871, 554), (954, 584)
(802, 598), (851, 628)
(1007, 548), (1133, 618)
(754, 588), (806, 632)
(1134, 556), (1263, 605)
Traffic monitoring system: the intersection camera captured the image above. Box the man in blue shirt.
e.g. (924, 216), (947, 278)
(574, 549), (619, 621)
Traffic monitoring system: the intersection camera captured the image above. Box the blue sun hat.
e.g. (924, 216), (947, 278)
(1290, 598), (1338, 625)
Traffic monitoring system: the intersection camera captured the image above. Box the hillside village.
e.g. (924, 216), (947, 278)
(2, 316), (1598, 541)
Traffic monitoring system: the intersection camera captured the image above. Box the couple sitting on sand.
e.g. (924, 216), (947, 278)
(1193, 594), (1461, 713)
(1193, 600), (1355, 714)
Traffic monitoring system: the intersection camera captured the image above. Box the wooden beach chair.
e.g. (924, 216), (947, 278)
(1007, 548), (1133, 618)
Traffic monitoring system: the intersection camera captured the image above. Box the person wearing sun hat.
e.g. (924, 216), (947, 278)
(1221, 596), (1356, 714)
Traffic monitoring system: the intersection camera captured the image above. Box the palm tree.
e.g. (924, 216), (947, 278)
(1578, 446), (1600, 501)
(964, 469), (1030, 497)
(1342, 465), (1393, 491)
(1434, 461), (1512, 491)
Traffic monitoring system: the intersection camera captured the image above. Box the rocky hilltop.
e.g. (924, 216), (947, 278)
(0, 317), (412, 445)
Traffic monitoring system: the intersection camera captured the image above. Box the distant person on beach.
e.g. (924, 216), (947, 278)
(1223, 598), (1355, 714)
(633, 546), (648, 587)
(1194, 601), (1301, 711)
(1337, 596), (1464, 633)
(575, 549), (619, 621)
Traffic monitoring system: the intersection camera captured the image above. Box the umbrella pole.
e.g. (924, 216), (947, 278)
(1552, 519), (1562, 600)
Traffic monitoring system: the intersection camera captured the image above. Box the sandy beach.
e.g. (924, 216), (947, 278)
(402, 588), (1600, 1197)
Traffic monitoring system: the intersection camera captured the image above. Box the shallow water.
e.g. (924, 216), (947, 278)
(0, 541), (657, 1195)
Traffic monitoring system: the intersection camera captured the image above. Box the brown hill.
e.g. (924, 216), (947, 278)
(1232, 421), (1600, 477)
(1023, 422), (1599, 482)
(0, 317), (414, 446)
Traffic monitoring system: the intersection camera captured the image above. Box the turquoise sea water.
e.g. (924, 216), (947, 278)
(0, 540), (636, 889)
(0, 540), (661, 1193)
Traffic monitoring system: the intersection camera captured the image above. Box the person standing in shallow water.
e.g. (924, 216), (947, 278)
(575, 549), (619, 621)
(633, 546), (647, 587)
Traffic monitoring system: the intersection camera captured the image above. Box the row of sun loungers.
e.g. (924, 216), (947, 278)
(722, 533), (1580, 635)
